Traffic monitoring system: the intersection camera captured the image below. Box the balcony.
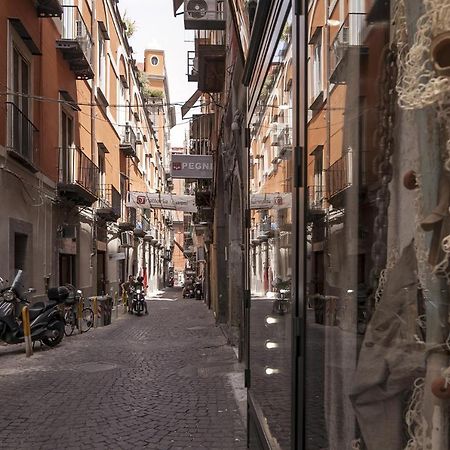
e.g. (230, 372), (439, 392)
(326, 152), (352, 206)
(58, 146), (99, 206)
(197, 44), (225, 93)
(97, 185), (121, 221)
(36, 0), (63, 17)
(118, 206), (136, 231)
(56, 6), (94, 79)
(274, 126), (292, 160)
(329, 13), (367, 84)
(120, 124), (137, 157)
(307, 186), (325, 215)
(5, 102), (39, 172)
(187, 50), (198, 82)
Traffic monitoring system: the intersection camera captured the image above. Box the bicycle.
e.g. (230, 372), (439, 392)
(63, 285), (94, 336)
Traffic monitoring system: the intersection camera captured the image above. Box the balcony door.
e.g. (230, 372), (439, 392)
(11, 45), (31, 160)
(60, 110), (74, 184)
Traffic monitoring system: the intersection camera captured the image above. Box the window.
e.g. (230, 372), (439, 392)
(60, 110), (74, 183)
(118, 79), (127, 126)
(9, 45), (32, 160)
(98, 32), (106, 94)
(98, 151), (105, 188)
(151, 56), (159, 66)
(310, 29), (323, 100)
(313, 145), (323, 205)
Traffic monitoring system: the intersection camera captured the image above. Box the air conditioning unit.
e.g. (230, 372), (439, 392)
(120, 231), (133, 247)
(184, 0), (225, 30)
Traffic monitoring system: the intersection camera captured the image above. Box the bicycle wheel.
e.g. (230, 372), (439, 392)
(80, 307), (94, 332)
(64, 309), (76, 336)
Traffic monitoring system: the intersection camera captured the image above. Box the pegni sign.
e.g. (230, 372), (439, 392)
(171, 154), (213, 179)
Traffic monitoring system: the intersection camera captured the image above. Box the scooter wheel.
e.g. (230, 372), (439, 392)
(42, 320), (65, 348)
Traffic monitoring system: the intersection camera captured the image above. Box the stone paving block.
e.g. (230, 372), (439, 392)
(0, 288), (247, 449)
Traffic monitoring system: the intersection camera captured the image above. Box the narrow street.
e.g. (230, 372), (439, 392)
(0, 289), (247, 450)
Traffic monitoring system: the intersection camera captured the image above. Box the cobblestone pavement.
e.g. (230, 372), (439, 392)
(0, 288), (247, 449)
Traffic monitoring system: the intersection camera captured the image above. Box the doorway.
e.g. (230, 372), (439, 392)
(97, 251), (106, 295)
(59, 253), (76, 286)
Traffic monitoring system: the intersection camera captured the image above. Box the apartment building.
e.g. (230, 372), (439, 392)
(0, 0), (170, 300)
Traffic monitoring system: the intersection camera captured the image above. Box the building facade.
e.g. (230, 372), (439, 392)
(0, 0), (172, 301)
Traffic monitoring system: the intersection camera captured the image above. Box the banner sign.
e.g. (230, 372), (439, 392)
(126, 192), (197, 213)
(250, 193), (292, 210)
(171, 154), (213, 179)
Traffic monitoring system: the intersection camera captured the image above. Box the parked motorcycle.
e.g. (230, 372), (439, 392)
(0, 270), (66, 348)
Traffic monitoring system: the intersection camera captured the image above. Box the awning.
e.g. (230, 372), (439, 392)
(10, 19), (41, 55)
(59, 90), (81, 111)
(181, 89), (201, 118)
(173, 0), (183, 16)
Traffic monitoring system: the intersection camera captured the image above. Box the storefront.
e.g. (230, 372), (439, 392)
(244, 0), (450, 448)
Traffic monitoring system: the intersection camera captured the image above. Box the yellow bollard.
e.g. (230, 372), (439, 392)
(77, 297), (83, 334)
(22, 306), (33, 357)
(93, 296), (98, 328)
(115, 292), (119, 319)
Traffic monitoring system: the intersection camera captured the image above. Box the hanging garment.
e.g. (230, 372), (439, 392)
(350, 241), (425, 450)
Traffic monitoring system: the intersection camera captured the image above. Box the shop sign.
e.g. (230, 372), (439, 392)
(250, 193), (292, 210)
(127, 192), (197, 213)
(171, 154), (213, 179)
(59, 238), (76, 255)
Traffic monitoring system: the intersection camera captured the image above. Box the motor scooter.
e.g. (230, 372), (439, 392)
(0, 271), (66, 348)
(131, 287), (146, 316)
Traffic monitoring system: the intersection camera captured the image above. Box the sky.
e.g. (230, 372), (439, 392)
(117, 0), (194, 147)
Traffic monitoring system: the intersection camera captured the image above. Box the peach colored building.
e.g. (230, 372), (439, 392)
(0, 0), (171, 299)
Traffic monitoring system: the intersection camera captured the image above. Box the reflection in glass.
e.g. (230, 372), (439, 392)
(248, 12), (293, 449)
(305, 1), (450, 449)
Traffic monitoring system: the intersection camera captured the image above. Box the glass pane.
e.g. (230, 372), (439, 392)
(249, 11), (293, 449)
(305, 3), (450, 450)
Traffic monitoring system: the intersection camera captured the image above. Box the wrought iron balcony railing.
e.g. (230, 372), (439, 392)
(307, 185), (325, 212)
(118, 205), (137, 230)
(58, 146), (99, 206)
(97, 184), (121, 221)
(326, 152), (352, 199)
(56, 5), (93, 79)
(5, 102), (38, 171)
(329, 13), (366, 83)
(187, 50), (198, 82)
(120, 123), (137, 157)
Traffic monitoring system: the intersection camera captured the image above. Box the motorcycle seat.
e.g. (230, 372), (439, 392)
(29, 302), (45, 320)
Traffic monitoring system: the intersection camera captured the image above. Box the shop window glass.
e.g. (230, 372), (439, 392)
(305, 2), (450, 449)
(248, 11), (293, 449)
